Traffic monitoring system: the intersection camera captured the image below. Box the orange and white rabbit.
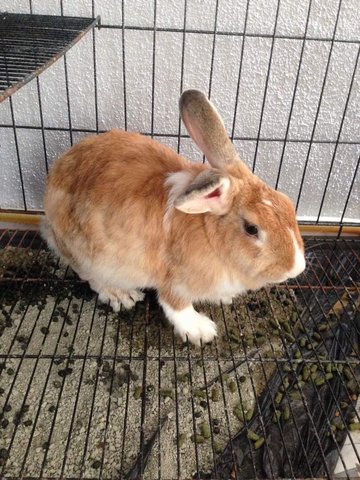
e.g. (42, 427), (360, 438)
(42, 90), (305, 345)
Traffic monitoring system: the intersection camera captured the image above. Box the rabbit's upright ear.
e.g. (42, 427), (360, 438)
(174, 170), (233, 215)
(180, 90), (243, 169)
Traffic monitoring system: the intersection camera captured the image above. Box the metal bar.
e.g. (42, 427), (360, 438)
(275, 0), (313, 190)
(97, 23), (360, 45)
(231, 0), (250, 140)
(316, 46), (360, 222)
(252, 0), (282, 173)
(0, 122), (358, 145)
(295, 0), (343, 210)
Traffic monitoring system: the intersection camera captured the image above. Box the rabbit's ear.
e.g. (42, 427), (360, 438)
(180, 90), (242, 169)
(174, 170), (233, 215)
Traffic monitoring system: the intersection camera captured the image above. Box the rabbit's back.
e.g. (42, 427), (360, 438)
(43, 130), (189, 287)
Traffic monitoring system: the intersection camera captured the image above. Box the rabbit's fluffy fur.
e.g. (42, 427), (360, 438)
(43, 91), (305, 345)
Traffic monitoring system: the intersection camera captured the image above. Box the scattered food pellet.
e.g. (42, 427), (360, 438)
(228, 380), (236, 393)
(133, 386), (143, 400)
(178, 433), (186, 448)
(1, 419), (9, 428)
(200, 422), (211, 439)
(0, 448), (9, 460)
(40, 327), (49, 335)
(92, 460), (102, 469)
(254, 437), (265, 449)
(159, 389), (174, 400)
(247, 430), (260, 442)
(211, 387), (220, 402)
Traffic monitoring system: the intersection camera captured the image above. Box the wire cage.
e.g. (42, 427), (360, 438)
(0, 1), (359, 479)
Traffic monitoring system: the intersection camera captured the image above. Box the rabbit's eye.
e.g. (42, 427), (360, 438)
(244, 221), (259, 238)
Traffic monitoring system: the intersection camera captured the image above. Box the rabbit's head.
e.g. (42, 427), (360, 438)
(173, 90), (305, 290)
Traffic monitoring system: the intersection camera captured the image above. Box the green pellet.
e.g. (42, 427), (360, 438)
(273, 410), (281, 423)
(191, 434), (205, 444)
(247, 429), (259, 441)
(349, 422), (360, 431)
(310, 372), (318, 381)
(315, 377), (325, 387)
(133, 386), (143, 400)
(272, 329), (280, 336)
(325, 373), (333, 381)
(313, 332), (322, 341)
(160, 388), (174, 400)
(214, 441), (223, 454)
(283, 376), (290, 389)
(283, 364), (291, 373)
(298, 323), (306, 333)
(255, 328), (266, 337)
(193, 389), (206, 400)
(178, 373), (190, 383)
(178, 433), (186, 448)
(332, 419), (345, 431)
(269, 318), (279, 329)
(299, 337), (306, 348)
(302, 366), (310, 381)
(283, 405), (290, 421)
(337, 364), (343, 373)
(290, 391), (301, 400)
(346, 379), (358, 393)
(282, 322), (291, 334)
(229, 329), (241, 343)
(211, 387), (220, 402)
(284, 333), (295, 343)
(254, 437), (265, 449)
(295, 380), (305, 389)
(275, 392), (283, 405)
(310, 364), (318, 373)
(291, 312), (298, 323)
(340, 401), (348, 409)
(343, 368), (353, 381)
(200, 422), (211, 439)
(256, 336), (266, 346)
(307, 341), (318, 350)
(244, 337), (254, 348)
(245, 409), (254, 421)
(326, 363), (333, 373)
(294, 349), (301, 359)
(233, 405), (244, 422)
(318, 323), (328, 331)
(228, 380), (236, 393)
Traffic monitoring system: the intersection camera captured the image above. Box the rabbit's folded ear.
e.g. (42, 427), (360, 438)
(174, 170), (233, 215)
(180, 89), (242, 169)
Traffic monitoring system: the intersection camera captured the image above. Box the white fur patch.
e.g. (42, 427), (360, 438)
(286, 229), (306, 279)
(163, 170), (193, 230)
(159, 301), (217, 346)
(262, 199), (273, 206)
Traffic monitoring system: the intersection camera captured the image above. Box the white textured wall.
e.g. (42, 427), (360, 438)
(0, 0), (359, 224)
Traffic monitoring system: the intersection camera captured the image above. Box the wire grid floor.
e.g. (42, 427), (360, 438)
(0, 230), (359, 479)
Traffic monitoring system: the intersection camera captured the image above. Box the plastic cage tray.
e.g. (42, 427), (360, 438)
(0, 13), (99, 102)
(0, 231), (359, 480)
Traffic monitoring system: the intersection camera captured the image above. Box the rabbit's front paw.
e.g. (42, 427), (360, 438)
(94, 286), (144, 312)
(161, 302), (217, 346)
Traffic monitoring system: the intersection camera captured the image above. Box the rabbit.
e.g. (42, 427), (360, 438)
(42, 89), (306, 346)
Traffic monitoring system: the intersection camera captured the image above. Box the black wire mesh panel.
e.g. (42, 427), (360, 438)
(0, 230), (359, 479)
(0, 13), (99, 103)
